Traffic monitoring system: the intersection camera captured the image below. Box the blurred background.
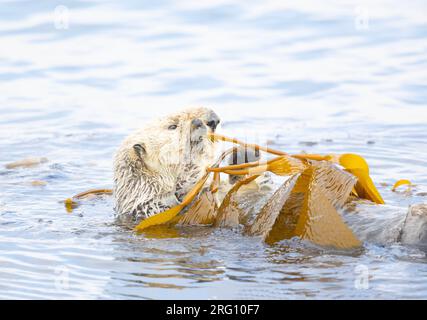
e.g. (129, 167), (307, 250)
(0, 0), (426, 299)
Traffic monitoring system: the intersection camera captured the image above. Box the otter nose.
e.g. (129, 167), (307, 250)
(206, 113), (220, 132)
(206, 120), (219, 131)
(191, 118), (204, 129)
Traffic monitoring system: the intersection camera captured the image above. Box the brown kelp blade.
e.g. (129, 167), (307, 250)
(72, 189), (113, 199)
(306, 161), (357, 209)
(214, 175), (260, 228)
(247, 174), (300, 238)
(249, 162), (361, 249)
(178, 191), (218, 226)
(295, 186), (361, 249)
(210, 172), (220, 193)
(64, 188), (113, 212)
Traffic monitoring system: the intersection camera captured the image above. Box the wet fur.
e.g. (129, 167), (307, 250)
(113, 107), (217, 224)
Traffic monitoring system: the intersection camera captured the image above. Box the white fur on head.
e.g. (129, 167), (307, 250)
(113, 107), (218, 222)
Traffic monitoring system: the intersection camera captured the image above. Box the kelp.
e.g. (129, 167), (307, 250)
(178, 191), (218, 226)
(246, 174), (300, 239)
(302, 161), (357, 209)
(337, 154), (384, 204)
(5, 157), (48, 169)
(64, 188), (113, 213)
(210, 133), (384, 204)
(64, 133), (389, 249)
(209, 155), (306, 177)
(213, 175), (260, 228)
(133, 148), (237, 232)
(248, 162), (361, 249)
(211, 133), (287, 156)
(293, 153), (384, 204)
(134, 172), (211, 232)
(392, 179), (412, 192)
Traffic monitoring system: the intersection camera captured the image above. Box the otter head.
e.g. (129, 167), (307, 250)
(129, 107), (219, 172)
(114, 107), (220, 218)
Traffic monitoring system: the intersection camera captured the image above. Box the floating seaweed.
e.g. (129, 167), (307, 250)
(65, 133), (394, 249)
(5, 157), (48, 169)
(248, 162), (361, 249)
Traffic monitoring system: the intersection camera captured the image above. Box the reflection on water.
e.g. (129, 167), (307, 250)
(1, 0), (427, 299)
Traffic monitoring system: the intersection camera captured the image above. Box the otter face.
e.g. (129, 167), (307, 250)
(190, 107), (220, 133)
(139, 108), (218, 171)
(190, 118), (208, 145)
(117, 107), (220, 176)
(114, 107), (220, 218)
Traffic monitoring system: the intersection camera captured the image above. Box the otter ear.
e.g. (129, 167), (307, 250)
(133, 143), (146, 160)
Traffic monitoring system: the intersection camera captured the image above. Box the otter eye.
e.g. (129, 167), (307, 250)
(168, 124), (178, 130)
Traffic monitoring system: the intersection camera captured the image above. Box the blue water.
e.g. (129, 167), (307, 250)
(0, 0), (427, 299)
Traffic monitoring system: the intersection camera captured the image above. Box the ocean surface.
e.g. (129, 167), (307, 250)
(0, 0), (427, 299)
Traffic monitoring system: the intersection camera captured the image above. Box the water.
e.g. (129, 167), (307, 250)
(1, 0), (427, 299)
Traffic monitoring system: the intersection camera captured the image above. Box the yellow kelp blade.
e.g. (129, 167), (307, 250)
(212, 156), (306, 177)
(134, 173), (210, 232)
(292, 154), (331, 161)
(326, 153), (384, 204)
(211, 134), (383, 205)
(134, 149), (235, 232)
(64, 198), (79, 213)
(134, 205), (185, 232)
(182, 172), (211, 205)
(249, 163), (361, 249)
(333, 153), (384, 205)
(339, 153), (370, 173)
(211, 132), (332, 164)
(210, 172), (220, 193)
(267, 156), (306, 176)
(72, 188), (113, 199)
(64, 188), (113, 212)
(392, 179), (412, 192)
(345, 168), (384, 204)
(208, 159), (262, 173)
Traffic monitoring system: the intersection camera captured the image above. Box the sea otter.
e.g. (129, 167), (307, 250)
(113, 107), (220, 224)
